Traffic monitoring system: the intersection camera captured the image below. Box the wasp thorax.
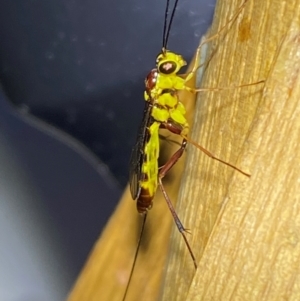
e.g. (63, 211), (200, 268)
(156, 50), (186, 75)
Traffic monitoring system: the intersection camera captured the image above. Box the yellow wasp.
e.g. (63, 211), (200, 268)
(129, 0), (199, 270)
(126, 0), (254, 299)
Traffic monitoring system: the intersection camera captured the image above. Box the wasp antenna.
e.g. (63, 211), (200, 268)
(162, 0), (171, 49)
(163, 0), (180, 49)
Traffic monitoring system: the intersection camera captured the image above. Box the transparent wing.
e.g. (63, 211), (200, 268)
(129, 102), (153, 200)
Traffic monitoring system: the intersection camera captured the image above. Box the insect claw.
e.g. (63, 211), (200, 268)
(183, 228), (192, 235)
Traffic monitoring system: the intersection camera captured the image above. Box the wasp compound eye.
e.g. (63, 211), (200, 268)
(158, 60), (177, 74)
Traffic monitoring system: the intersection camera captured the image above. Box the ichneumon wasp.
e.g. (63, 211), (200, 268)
(125, 0), (260, 299)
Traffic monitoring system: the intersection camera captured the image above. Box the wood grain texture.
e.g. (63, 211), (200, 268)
(162, 0), (300, 300)
(68, 0), (300, 300)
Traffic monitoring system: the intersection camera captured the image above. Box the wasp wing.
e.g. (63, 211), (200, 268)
(129, 102), (153, 200)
